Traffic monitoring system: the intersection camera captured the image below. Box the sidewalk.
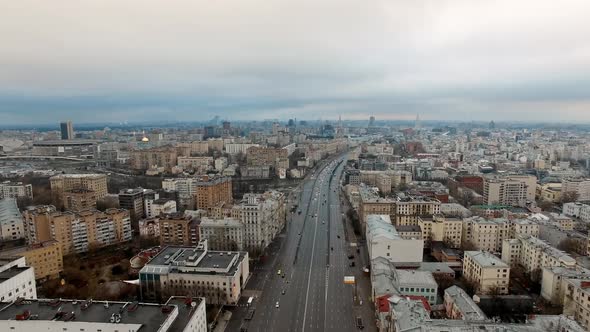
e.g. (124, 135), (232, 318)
(213, 311), (232, 332)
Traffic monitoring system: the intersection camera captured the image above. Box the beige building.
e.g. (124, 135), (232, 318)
(177, 156), (213, 172)
(50, 174), (107, 206)
(129, 146), (178, 172)
(194, 176), (233, 211)
(246, 146), (289, 170)
(231, 191), (286, 252)
(462, 216), (539, 252)
(394, 196), (441, 226)
(63, 188), (97, 212)
(501, 235), (576, 279)
(23, 207), (132, 255)
(358, 187), (394, 231)
(463, 251), (510, 294)
(176, 141), (209, 156)
(139, 240), (249, 305)
(159, 213), (199, 246)
(0, 240), (63, 280)
(564, 279), (590, 330)
(418, 214), (462, 248)
(199, 217), (244, 251)
(360, 171), (392, 194)
(483, 175), (536, 207)
(0, 181), (33, 200)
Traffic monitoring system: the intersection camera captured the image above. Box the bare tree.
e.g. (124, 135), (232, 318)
(561, 191), (580, 204)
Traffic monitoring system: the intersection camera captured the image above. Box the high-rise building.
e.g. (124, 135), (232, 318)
(49, 174), (108, 207)
(194, 176), (232, 211)
(59, 121), (74, 140)
(483, 175), (536, 207)
(118, 188), (146, 219)
(63, 189), (97, 212)
(369, 115), (375, 127)
(0, 198), (25, 241)
(158, 213), (199, 246)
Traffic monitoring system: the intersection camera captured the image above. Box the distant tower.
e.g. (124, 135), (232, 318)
(369, 115), (375, 128)
(60, 121), (74, 140)
(415, 114), (421, 130)
(489, 120), (496, 130)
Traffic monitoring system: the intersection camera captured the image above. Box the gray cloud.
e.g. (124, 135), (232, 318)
(1, 0), (590, 124)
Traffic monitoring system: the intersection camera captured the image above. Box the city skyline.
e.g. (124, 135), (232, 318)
(2, 1), (590, 125)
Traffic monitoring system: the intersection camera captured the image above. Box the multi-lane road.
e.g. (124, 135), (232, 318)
(228, 156), (375, 332)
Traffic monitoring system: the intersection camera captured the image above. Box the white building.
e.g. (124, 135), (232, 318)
(563, 202), (590, 222)
(0, 256), (37, 302)
(231, 191), (286, 252)
(162, 178), (198, 206)
(0, 296), (207, 332)
(139, 239), (249, 306)
(366, 215), (423, 263)
(501, 235), (576, 279)
(0, 182), (33, 200)
(463, 251), (510, 295)
(199, 217), (244, 251)
(224, 143), (260, 155)
(0, 198), (25, 241)
(145, 198), (177, 218)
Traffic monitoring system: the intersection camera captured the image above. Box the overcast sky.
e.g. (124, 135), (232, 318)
(1, 0), (590, 125)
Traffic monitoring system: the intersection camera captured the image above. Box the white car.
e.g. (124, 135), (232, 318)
(275, 301), (280, 308)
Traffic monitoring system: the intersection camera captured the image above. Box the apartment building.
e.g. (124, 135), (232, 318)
(444, 285), (487, 321)
(463, 251), (510, 294)
(131, 146), (179, 172)
(418, 214), (462, 248)
(176, 141), (209, 156)
(145, 198), (177, 218)
(139, 239), (249, 305)
(139, 218), (160, 238)
(0, 296), (207, 332)
(49, 174), (108, 205)
(224, 143), (259, 155)
(358, 186), (394, 228)
(194, 176), (232, 211)
(162, 177), (198, 206)
(63, 188), (96, 212)
(231, 191), (286, 252)
(0, 257), (36, 302)
(483, 175), (536, 207)
(394, 196), (441, 226)
(246, 146), (289, 170)
(462, 216), (539, 252)
(360, 171), (392, 194)
(177, 156), (213, 172)
(199, 217), (244, 251)
(118, 188), (148, 219)
(0, 240), (63, 280)
(541, 266), (590, 305)
(0, 181), (33, 200)
(159, 213), (199, 246)
(0, 198), (24, 241)
(23, 207), (132, 255)
(366, 215), (423, 263)
(564, 202), (590, 222)
(562, 178), (590, 202)
(501, 235), (576, 279)
(564, 279), (590, 330)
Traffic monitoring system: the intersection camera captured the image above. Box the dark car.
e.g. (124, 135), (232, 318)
(356, 317), (364, 329)
(349, 261), (355, 267)
(347, 254), (354, 259)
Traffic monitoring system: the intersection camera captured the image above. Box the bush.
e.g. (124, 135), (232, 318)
(111, 264), (124, 275)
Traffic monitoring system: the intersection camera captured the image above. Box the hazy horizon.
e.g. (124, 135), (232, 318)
(2, 1), (590, 125)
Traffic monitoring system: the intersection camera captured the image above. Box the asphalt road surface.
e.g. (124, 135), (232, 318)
(229, 156), (373, 332)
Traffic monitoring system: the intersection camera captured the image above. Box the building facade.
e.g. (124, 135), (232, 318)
(463, 251), (510, 295)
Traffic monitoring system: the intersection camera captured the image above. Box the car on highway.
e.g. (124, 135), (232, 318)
(277, 269), (281, 275)
(348, 254), (354, 259)
(275, 301), (280, 308)
(349, 261), (355, 267)
(281, 290), (286, 295)
(356, 317), (364, 329)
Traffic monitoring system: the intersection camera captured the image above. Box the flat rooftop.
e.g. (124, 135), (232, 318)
(165, 297), (205, 332)
(0, 266), (31, 282)
(0, 299), (173, 332)
(144, 246), (246, 277)
(465, 251), (508, 268)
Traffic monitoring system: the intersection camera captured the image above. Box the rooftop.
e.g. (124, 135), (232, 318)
(465, 251), (508, 268)
(142, 243), (247, 277)
(366, 215), (402, 241)
(50, 173), (105, 179)
(444, 286), (487, 321)
(0, 298), (200, 332)
(396, 269), (437, 287)
(0, 266), (31, 282)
